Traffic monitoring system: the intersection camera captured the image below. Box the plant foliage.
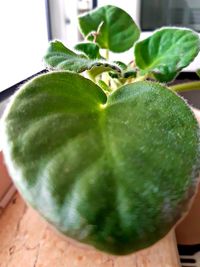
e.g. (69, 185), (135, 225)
(1, 4), (200, 256)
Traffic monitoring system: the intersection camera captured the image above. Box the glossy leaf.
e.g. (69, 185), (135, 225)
(78, 5), (140, 52)
(135, 28), (200, 82)
(2, 72), (199, 255)
(74, 42), (102, 59)
(44, 40), (121, 74)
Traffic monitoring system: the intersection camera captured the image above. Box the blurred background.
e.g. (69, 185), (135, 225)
(0, 0), (200, 92)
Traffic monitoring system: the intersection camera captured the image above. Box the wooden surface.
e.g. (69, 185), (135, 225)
(0, 193), (180, 267)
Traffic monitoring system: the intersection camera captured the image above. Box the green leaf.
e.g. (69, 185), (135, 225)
(74, 42), (102, 59)
(108, 61), (136, 79)
(78, 5), (140, 53)
(108, 72), (120, 79)
(44, 40), (121, 74)
(109, 69), (137, 79)
(88, 64), (121, 80)
(97, 79), (112, 92)
(123, 69), (137, 79)
(197, 69), (200, 78)
(134, 27), (200, 82)
(113, 61), (127, 70)
(2, 74), (199, 255)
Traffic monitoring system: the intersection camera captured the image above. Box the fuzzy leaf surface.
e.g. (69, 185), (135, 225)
(135, 28), (200, 82)
(44, 40), (121, 74)
(74, 42), (102, 59)
(2, 72), (199, 255)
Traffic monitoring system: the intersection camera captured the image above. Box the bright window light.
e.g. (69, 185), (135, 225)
(0, 1), (48, 91)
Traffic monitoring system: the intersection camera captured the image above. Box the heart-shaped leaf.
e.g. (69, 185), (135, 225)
(2, 72), (199, 255)
(135, 28), (200, 82)
(74, 42), (102, 59)
(44, 40), (121, 75)
(78, 5), (140, 53)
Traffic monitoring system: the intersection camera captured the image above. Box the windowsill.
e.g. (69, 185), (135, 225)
(0, 193), (180, 266)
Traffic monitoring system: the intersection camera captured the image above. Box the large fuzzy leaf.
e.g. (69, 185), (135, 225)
(44, 40), (121, 74)
(135, 28), (200, 82)
(78, 5), (140, 53)
(2, 72), (199, 255)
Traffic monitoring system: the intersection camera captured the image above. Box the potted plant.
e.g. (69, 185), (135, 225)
(1, 5), (200, 256)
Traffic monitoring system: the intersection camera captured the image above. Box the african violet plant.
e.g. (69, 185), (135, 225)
(1, 5), (200, 255)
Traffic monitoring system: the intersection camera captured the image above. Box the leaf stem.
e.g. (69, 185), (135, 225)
(132, 74), (148, 83)
(105, 49), (109, 60)
(170, 81), (200, 92)
(86, 70), (96, 82)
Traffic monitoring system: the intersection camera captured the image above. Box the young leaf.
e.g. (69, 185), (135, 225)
(44, 40), (121, 74)
(88, 65), (121, 79)
(113, 61), (127, 70)
(109, 69), (137, 79)
(74, 42), (102, 59)
(78, 5), (140, 53)
(134, 28), (200, 82)
(123, 70), (137, 78)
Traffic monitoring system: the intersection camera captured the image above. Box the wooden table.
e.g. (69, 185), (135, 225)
(0, 193), (180, 267)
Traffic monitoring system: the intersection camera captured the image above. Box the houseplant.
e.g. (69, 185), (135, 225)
(1, 5), (200, 255)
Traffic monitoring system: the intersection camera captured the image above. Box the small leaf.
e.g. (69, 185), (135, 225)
(134, 27), (200, 82)
(74, 42), (102, 59)
(123, 70), (137, 78)
(109, 69), (137, 79)
(113, 61), (127, 70)
(109, 72), (120, 79)
(44, 40), (121, 74)
(78, 5), (140, 53)
(109, 62), (137, 80)
(88, 64), (121, 79)
(197, 69), (200, 78)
